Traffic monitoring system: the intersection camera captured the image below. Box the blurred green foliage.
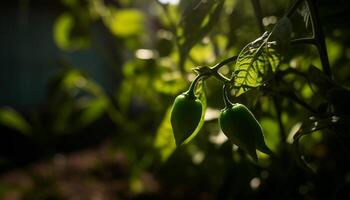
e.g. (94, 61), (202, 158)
(1, 0), (350, 199)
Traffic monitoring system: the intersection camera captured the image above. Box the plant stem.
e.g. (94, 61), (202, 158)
(186, 75), (203, 99)
(194, 56), (237, 83)
(211, 55), (238, 71)
(156, 2), (186, 74)
(262, 86), (318, 115)
(250, 0), (264, 34)
(284, 0), (332, 78)
(306, 0), (332, 78)
(276, 68), (308, 79)
(273, 97), (287, 151)
(285, 0), (304, 18)
(290, 37), (316, 45)
(213, 71), (231, 82)
(223, 84), (233, 108)
(195, 66), (231, 83)
(286, 93), (318, 115)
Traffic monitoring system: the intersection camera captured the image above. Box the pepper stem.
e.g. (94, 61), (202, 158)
(185, 75), (202, 99)
(223, 83), (233, 108)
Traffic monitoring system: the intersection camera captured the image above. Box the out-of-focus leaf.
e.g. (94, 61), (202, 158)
(118, 59), (164, 112)
(0, 107), (31, 134)
(297, 1), (311, 28)
(153, 72), (186, 95)
(260, 118), (279, 152)
(54, 13), (73, 49)
(236, 88), (262, 108)
(292, 116), (340, 141)
(75, 97), (108, 129)
(301, 84), (313, 99)
(57, 69), (104, 97)
(292, 116), (341, 173)
(156, 36), (174, 57)
(106, 8), (144, 37)
(60, 69), (87, 90)
(307, 65), (350, 114)
(62, 0), (79, 8)
(189, 43), (216, 66)
(269, 17), (293, 55)
(308, 65), (336, 94)
(53, 13), (90, 50)
(48, 69), (107, 133)
(117, 80), (134, 114)
(326, 39), (342, 66)
(233, 32), (280, 96)
(52, 99), (74, 133)
(178, 0), (224, 68)
(154, 107), (176, 162)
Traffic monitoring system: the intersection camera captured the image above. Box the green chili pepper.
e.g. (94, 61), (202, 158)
(170, 93), (202, 146)
(219, 102), (272, 161)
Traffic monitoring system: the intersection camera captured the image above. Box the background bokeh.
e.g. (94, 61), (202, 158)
(0, 0), (350, 199)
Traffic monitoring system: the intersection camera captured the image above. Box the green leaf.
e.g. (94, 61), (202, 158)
(233, 32), (280, 96)
(154, 107), (177, 162)
(57, 69), (104, 97)
(0, 107), (31, 134)
(260, 118), (279, 152)
(178, 0), (224, 67)
(117, 80), (134, 114)
(153, 72), (187, 95)
(232, 17), (293, 96)
(105, 8), (145, 37)
(48, 69), (107, 133)
(53, 12), (90, 51)
(297, 1), (311, 29)
(75, 97), (108, 129)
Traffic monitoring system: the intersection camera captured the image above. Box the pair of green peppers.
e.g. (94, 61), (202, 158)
(170, 87), (272, 161)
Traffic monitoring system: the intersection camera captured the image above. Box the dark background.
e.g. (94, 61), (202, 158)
(0, 0), (350, 199)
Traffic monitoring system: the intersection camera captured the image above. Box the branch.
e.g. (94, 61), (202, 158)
(155, 2), (186, 74)
(250, 0), (265, 34)
(290, 37), (316, 45)
(211, 55), (238, 71)
(262, 86), (319, 115)
(285, 0), (305, 18)
(273, 97), (287, 151)
(306, 0), (332, 79)
(276, 68), (308, 78)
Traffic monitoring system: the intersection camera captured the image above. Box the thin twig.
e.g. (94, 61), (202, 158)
(306, 0), (332, 78)
(273, 97), (287, 150)
(211, 55), (238, 71)
(290, 37), (316, 45)
(276, 68), (308, 78)
(285, 0), (305, 18)
(250, 0), (265, 34)
(155, 2), (186, 74)
(262, 86), (318, 115)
